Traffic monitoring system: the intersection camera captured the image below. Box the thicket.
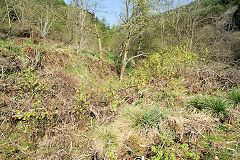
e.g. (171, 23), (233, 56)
(0, 0), (111, 51)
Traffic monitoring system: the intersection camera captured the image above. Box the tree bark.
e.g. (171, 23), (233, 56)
(92, 14), (103, 63)
(94, 22), (103, 63)
(4, 0), (11, 30)
(120, 37), (130, 80)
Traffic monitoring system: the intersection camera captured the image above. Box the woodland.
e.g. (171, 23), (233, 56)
(0, 0), (240, 159)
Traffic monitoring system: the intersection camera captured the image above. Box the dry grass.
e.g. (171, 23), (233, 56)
(1, 36), (240, 159)
(89, 101), (222, 159)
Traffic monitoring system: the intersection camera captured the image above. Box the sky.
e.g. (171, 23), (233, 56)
(64, 0), (195, 27)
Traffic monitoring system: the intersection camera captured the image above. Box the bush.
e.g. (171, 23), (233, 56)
(133, 46), (200, 83)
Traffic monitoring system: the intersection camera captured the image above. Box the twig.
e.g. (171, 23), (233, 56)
(1, 65), (4, 79)
(139, 145), (151, 148)
(226, 148), (237, 152)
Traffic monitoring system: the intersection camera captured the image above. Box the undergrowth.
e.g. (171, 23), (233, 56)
(1, 37), (240, 159)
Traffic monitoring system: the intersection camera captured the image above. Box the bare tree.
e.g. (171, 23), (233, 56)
(68, 0), (89, 53)
(3, 0), (12, 30)
(38, 1), (57, 38)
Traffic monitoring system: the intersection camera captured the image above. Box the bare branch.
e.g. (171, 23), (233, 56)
(126, 53), (147, 65)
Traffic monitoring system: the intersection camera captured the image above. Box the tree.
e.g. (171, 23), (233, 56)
(91, 14), (103, 63)
(99, 18), (112, 50)
(119, 0), (152, 80)
(37, 1), (58, 38)
(68, 0), (89, 53)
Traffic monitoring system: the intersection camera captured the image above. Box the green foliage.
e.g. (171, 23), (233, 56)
(202, 0), (231, 6)
(74, 84), (89, 115)
(98, 18), (113, 48)
(132, 46), (200, 84)
(228, 88), (240, 105)
(0, 67), (59, 159)
(216, 123), (234, 133)
(15, 68), (56, 121)
(189, 96), (230, 118)
(202, 0), (236, 14)
(189, 96), (209, 110)
(107, 152), (117, 160)
(107, 79), (125, 111)
(1, 0), (240, 159)
(82, 49), (100, 58)
(53, 0), (66, 6)
(0, 39), (22, 56)
(199, 129), (238, 160)
(0, 0), (102, 46)
(105, 51), (117, 63)
(151, 136), (200, 160)
(202, 0), (240, 6)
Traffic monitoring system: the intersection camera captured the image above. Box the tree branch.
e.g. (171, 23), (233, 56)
(126, 53), (147, 65)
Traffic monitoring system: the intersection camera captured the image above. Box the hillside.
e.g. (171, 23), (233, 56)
(0, 0), (240, 159)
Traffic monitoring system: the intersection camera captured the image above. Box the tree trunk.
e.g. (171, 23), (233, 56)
(92, 15), (103, 63)
(4, 0), (11, 30)
(120, 38), (130, 80)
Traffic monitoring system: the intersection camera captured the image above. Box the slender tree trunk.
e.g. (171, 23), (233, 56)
(120, 37), (130, 80)
(92, 15), (103, 63)
(4, 0), (11, 30)
(79, 10), (87, 50)
(94, 21), (103, 63)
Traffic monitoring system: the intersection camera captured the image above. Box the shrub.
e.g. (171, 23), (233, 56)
(73, 84), (90, 128)
(132, 46), (200, 84)
(149, 46), (198, 78)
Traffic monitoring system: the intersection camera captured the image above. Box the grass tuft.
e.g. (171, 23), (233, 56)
(228, 88), (240, 105)
(136, 107), (164, 129)
(189, 96), (230, 117)
(124, 106), (167, 130)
